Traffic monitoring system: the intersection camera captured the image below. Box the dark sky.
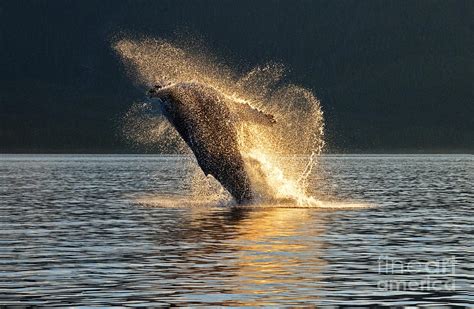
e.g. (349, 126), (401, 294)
(1, 0), (473, 153)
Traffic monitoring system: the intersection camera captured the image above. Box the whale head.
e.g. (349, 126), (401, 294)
(147, 84), (180, 121)
(147, 84), (163, 97)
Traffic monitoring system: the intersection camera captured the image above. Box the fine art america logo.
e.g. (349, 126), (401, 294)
(377, 256), (456, 291)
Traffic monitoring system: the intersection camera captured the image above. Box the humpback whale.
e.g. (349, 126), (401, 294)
(147, 82), (275, 204)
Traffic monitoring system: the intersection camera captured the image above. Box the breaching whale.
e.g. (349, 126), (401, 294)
(147, 82), (275, 204)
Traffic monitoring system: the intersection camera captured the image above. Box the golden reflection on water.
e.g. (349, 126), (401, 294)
(207, 207), (327, 304)
(136, 198), (338, 304)
(228, 207), (326, 304)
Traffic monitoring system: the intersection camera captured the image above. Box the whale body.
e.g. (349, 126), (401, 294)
(148, 82), (275, 204)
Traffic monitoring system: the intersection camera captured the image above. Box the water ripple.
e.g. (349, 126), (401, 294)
(0, 154), (472, 306)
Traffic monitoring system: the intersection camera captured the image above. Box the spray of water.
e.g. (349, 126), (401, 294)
(114, 37), (325, 206)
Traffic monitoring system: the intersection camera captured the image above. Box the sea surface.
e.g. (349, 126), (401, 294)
(0, 154), (472, 306)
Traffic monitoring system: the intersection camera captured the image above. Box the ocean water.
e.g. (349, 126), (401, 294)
(0, 154), (472, 306)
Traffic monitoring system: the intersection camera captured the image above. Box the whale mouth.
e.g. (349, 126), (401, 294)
(145, 97), (174, 118)
(147, 84), (163, 98)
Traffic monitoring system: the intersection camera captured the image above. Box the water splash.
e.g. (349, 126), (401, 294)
(114, 37), (325, 206)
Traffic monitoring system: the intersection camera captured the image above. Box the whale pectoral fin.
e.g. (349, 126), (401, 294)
(234, 102), (276, 126)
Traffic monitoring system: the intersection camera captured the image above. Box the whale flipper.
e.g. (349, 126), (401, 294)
(229, 101), (276, 126)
